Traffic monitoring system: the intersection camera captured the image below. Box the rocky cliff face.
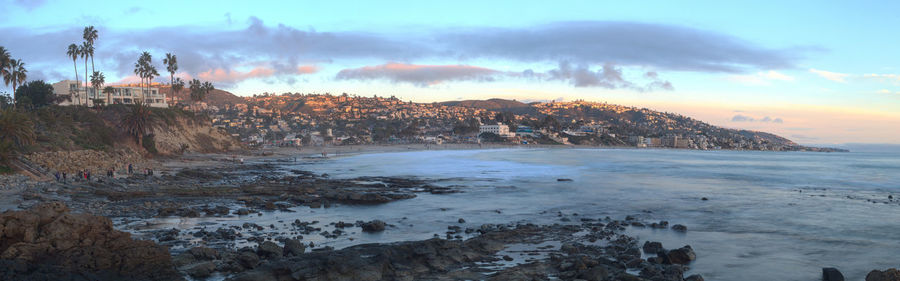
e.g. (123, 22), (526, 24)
(0, 202), (183, 281)
(150, 115), (242, 155)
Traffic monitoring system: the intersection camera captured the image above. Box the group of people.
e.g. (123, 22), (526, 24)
(52, 163), (153, 183)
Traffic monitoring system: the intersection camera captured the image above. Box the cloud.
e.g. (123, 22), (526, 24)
(444, 21), (803, 73)
(0, 17), (808, 90)
(12, 0), (46, 10)
(809, 68), (849, 83)
(878, 89), (899, 95)
(727, 70), (795, 85)
(197, 65), (317, 86)
(336, 63), (498, 87)
(732, 114), (784, 123)
(544, 61), (673, 91)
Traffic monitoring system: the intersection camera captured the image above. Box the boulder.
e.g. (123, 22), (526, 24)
(257, 241), (283, 259)
(0, 202), (182, 280)
(663, 245), (696, 265)
(671, 224), (687, 232)
(643, 241), (664, 254)
(237, 251), (260, 269)
(283, 239), (306, 256)
(866, 268), (900, 281)
(685, 274), (705, 281)
(361, 220), (387, 232)
(822, 267), (844, 281)
(184, 261), (216, 278)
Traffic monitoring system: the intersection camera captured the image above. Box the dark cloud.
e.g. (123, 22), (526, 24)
(444, 21), (802, 72)
(732, 115), (784, 123)
(1, 17), (805, 89)
(336, 63), (498, 87)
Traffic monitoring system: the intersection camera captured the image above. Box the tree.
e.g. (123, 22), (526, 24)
(189, 78), (203, 103)
(0, 46), (9, 81)
(202, 81), (214, 99)
(83, 26), (98, 73)
(80, 42), (91, 103)
(66, 43), (81, 105)
(14, 80), (55, 109)
(134, 51), (154, 101)
(103, 86), (116, 105)
(163, 53), (177, 104)
(120, 102), (155, 146)
(0, 93), (12, 109)
(171, 77), (184, 104)
(3, 59), (27, 108)
(90, 71), (105, 106)
(0, 108), (35, 148)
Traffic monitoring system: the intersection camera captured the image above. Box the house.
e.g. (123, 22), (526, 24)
(479, 123), (515, 137)
(52, 80), (168, 108)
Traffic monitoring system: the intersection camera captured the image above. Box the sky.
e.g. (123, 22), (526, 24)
(1, 0), (899, 145)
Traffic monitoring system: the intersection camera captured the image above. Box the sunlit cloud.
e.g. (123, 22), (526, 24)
(727, 70), (794, 85)
(809, 68), (849, 83)
(731, 114), (784, 123)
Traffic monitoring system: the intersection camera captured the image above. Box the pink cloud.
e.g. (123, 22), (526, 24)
(195, 65), (318, 84)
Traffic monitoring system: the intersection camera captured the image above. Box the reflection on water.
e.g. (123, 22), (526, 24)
(128, 148), (900, 281)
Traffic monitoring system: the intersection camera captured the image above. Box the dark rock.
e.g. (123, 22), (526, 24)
(671, 224), (687, 232)
(701, 197), (709, 201)
(188, 246), (220, 260)
(823, 267), (845, 281)
(361, 220), (387, 232)
(642, 241), (664, 254)
(235, 208), (250, 215)
(283, 239), (306, 256)
(866, 268), (900, 281)
(685, 274), (705, 281)
(257, 241), (283, 259)
(557, 178), (573, 182)
(184, 261), (216, 278)
(502, 255), (514, 261)
(458, 218), (466, 223)
(578, 266), (609, 281)
(664, 245), (696, 265)
(237, 252), (260, 269)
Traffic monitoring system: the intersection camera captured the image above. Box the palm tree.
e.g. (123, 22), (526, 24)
(0, 47), (9, 78)
(120, 102), (155, 146)
(145, 65), (159, 103)
(80, 42), (91, 104)
(172, 77), (184, 105)
(0, 108), (35, 148)
(163, 53), (177, 104)
(103, 86), (116, 105)
(66, 44), (80, 104)
(202, 81), (214, 99)
(4, 59), (27, 108)
(189, 78), (202, 103)
(91, 71), (105, 105)
(83, 26), (98, 73)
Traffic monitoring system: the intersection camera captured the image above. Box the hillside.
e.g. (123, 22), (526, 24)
(158, 86), (246, 107)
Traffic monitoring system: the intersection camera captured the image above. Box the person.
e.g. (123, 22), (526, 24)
(240, 158), (244, 164)
(54, 172), (60, 182)
(128, 164), (133, 175)
(62, 172), (67, 183)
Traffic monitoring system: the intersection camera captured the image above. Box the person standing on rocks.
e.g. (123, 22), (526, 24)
(128, 164), (133, 175)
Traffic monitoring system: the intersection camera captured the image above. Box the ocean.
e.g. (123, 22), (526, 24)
(135, 148), (900, 280)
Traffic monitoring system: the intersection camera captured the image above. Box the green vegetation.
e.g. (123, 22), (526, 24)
(14, 80), (56, 110)
(0, 108), (36, 166)
(120, 102), (157, 146)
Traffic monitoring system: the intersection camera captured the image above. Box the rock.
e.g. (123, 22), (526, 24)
(701, 197), (709, 201)
(642, 241), (663, 254)
(458, 218), (466, 223)
(257, 241), (283, 259)
(188, 246), (220, 260)
(237, 251), (260, 269)
(671, 224), (687, 232)
(235, 208), (250, 215)
(502, 255), (514, 261)
(664, 245), (696, 265)
(685, 274), (705, 281)
(823, 267), (845, 281)
(557, 178), (573, 182)
(184, 261), (216, 278)
(283, 239), (306, 256)
(0, 202), (182, 281)
(578, 266), (609, 281)
(866, 268), (900, 281)
(361, 220), (387, 232)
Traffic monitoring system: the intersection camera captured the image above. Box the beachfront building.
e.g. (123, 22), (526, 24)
(51, 80), (168, 108)
(480, 123), (515, 137)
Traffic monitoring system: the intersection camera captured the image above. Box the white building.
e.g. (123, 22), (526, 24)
(52, 80), (168, 108)
(479, 123), (515, 137)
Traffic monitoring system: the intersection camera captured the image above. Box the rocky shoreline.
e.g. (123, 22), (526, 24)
(1, 155), (898, 280)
